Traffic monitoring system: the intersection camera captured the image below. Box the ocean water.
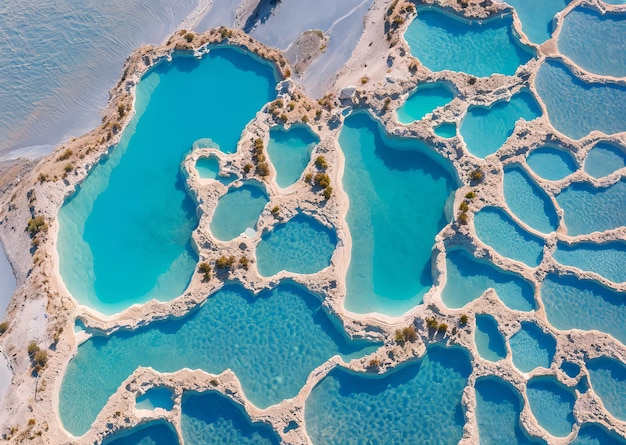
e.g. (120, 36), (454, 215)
(59, 283), (376, 436)
(405, 8), (534, 77)
(339, 111), (456, 315)
(256, 215), (337, 276)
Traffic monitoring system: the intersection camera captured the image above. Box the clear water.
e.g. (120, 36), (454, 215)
(210, 184), (269, 241)
(256, 215), (337, 276)
(561, 361), (580, 379)
(554, 240), (626, 283)
(509, 322), (556, 372)
(475, 376), (545, 445)
(339, 112), (456, 315)
(526, 376), (576, 437)
(135, 387), (174, 411)
(572, 423), (626, 445)
(541, 274), (626, 346)
(460, 91), (541, 158)
(0, 0), (199, 157)
(435, 123), (457, 138)
(0, 245), (16, 318)
(475, 314), (507, 362)
(559, 7), (626, 78)
(59, 283), (375, 435)
(305, 345), (471, 444)
(586, 357), (626, 421)
(556, 180), (626, 235)
(505, 0), (569, 44)
(535, 60), (626, 140)
(102, 420), (179, 445)
(267, 125), (318, 188)
(526, 146), (577, 181)
(474, 207), (544, 267)
(442, 248), (535, 311)
(57, 48), (277, 314)
(584, 142), (626, 179)
(195, 157), (220, 180)
(503, 165), (559, 234)
(181, 391), (280, 445)
(404, 8), (534, 77)
(396, 82), (455, 124)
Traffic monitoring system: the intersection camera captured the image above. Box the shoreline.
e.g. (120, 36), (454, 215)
(0, 0), (626, 443)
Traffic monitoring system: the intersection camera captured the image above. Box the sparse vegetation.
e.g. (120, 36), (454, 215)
(470, 169), (484, 183)
(314, 156), (328, 170)
(382, 97), (392, 112)
(394, 325), (418, 344)
(459, 201), (469, 212)
(465, 191), (476, 199)
(314, 173), (330, 188)
(216, 255), (236, 270)
(27, 216), (48, 237)
(460, 314), (468, 325)
(243, 163), (253, 174)
(367, 359), (381, 370)
(458, 212), (469, 225)
(239, 257), (249, 270)
(271, 206), (280, 217)
(37, 173), (48, 184)
(117, 104), (126, 118)
(304, 173), (313, 184)
(57, 149), (72, 162)
(322, 186), (333, 200)
(210, 379), (219, 387)
(64, 163), (73, 173)
(437, 323), (448, 334)
(184, 32), (195, 43)
(360, 76), (369, 85)
(0, 321), (8, 334)
(425, 317), (439, 330)
(198, 262), (211, 280)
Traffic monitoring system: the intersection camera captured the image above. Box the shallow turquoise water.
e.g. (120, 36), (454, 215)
(256, 214), (337, 276)
(442, 249), (535, 311)
(526, 146), (577, 181)
(541, 274), (626, 345)
(475, 376), (545, 445)
(509, 322), (556, 372)
(396, 82), (455, 124)
(267, 125), (318, 188)
(57, 48), (277, 314)
(339, 112), (456, 315)
(559, 7), (626, 78)
(461, 92), (541, 158)
(102, 420), (179, 445)
(572, 423), (626, 445)
(181, 391), (280, 445)
(554, 240), (626, 283)
(587, 357), (626, 421)
(584, 143), (626, 179)
(210, 184), (269, 241)
(474, 207), (544, 267)
(435, 122), (457, 138)
(135, 387), (174, 411)
(404, 8), (533, 77)
(195, 157), (220, 180)
(475, 314), (507, 362)
(526, 376), (576, 437)
(305, 345), (471, 444)
(59, 284), (375, 435)
(505, 0), (569, 44)
(556, 180), (626, 235)
(535, 60), (626, 139)
(503, 165), (559, 234)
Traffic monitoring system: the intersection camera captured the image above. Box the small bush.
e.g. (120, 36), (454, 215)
(360, 76), (369, 85)
(37, 173), (48, 184)
(216, 256), (235, 270)
(198, 262), (211, 280)
(301, 115), (309, 123)
(459, 201), (469, 212)
(27, 342), (39, 356)
(458, 212), (468, 225)
(239, 257), (249, 270)
(314, 156), (328, 170)
(470, 169), (484, 183)
(57, 149), (73, 162)
(425, 317), (438, 330)
(287, 102), (295, 111)
(402, 326), (417, 342)
(322, 186), (333, 200)
(210, 379), (219, 387)
(394, 330), (405, 344)
(33, 350), (48, 367)
(271, 206), (280, 216)
(382, 97), (392, 112)
(27, 216), (48, 237)
(184, 32), (195, 43)
(314, 173), (330, 189)
(304, 173), (313, 184)
(468, 76), (477, 85)
(367, 359), (380, 370)
(64, 163), (73, 173)
(0, 321), (8, 334)
(465, 191), (476, 199)
(117, 104), (126, 118)
(256, 162), (270, 177)
(460, 314), (468, 325)
(437, 323), (448, 334)
(243, 163), (253, 174)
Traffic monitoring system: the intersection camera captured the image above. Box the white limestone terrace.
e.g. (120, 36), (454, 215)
(0, 0), (625, 443)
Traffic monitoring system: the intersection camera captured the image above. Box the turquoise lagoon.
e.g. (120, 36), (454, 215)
(509, 322), (556, 373)
(266, 125), (318, 188)
(442, 248), (535, 311)
(102, 420), (179, 445)
(573, 423), (626, 445)
(305, 345), (471, 444)
(559, 7), (626, 78)
(339, 112), (456, 315)
(505, 0), (569, 44)
(556, 180), (626, 235)
(460, 92), (541, 158)
(526, 146), (577, 181)
(256, 215), (337, 276)
(195, 156), (220, 180)
(396, 82), (455, 124)
(503, 164), (559, 234)
(57, 47), (278, 314)
(181, 391), (280, 445)
(554, 240), (626, 283)
(210, 184), (269, 241)
(526, 375), (576, 437)
(474, 207), (544, 267)
(435, 122), (457, 138)
(474, 314), (507, 362)
(135, 387), (174, 411)
(59, 284), (375, 436)
(584, 142), (626, 179)
(535, 60), (626, 139)
(475, 376), (544, 444)
(587, 357), (626, 421)
(541, 274), (626, 345)
(404, 8), (533, 77)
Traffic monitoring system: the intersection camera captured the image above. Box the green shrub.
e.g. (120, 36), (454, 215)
(458, 212), (468, 225)
(437, 323), (448, 334)
(216, 256), (235, 270)
(425, 317), (438, 330)
(459, 201), (469, 212)
(465, 191), (476, 199)
(184, 32), (195, 43)
(271, 206), (280, 216)
(64, 163), (73, 173)
(27, 216), (48, 237)
(33, 350), (47, 367)
(239, 257), (249, 270)
(27, 342), (39, 356)
(460, 314), (468, 325)
(57, 149), (73, 162)
(367, 359), (380, 369)
(243, 163), (253, 174)
(314, 173), (330, 188)
(394, 330), (405, 344)
(470, 169), (484, 183)
(37, 173), (48, 184)
(256, 162), (270, 177)
(0, 321), (8, 334)
(198, 262), (211, 280)
(304, 173), (313, 184)
(402, 326), (417, 342)
(314, 156), (328, 170)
